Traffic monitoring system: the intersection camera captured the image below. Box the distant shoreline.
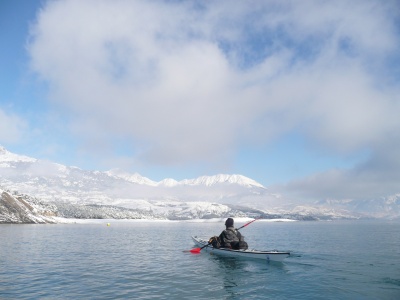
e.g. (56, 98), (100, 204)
(50, 217), (298, 224)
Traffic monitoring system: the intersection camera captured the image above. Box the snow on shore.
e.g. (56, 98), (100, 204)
(53, 217), (297, 224)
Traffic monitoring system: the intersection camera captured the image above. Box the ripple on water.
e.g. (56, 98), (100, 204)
(0, 220), (399, 299)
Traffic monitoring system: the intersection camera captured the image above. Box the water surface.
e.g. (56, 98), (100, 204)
(1, 220), (399, 299)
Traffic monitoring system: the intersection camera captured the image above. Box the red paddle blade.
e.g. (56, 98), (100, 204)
(189, 248), (201, 254)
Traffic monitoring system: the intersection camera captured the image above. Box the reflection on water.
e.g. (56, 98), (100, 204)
(206, 253), (289, 298)
(0, 220), (399, 299)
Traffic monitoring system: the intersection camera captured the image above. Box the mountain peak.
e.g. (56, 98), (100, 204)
(180, 174), (265, 188)
(0, 146), (36, 163)
(157, 178), (179, 187)
(105, 169), (157, 186)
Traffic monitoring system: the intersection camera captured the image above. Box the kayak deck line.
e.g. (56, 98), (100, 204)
(192, 236), (290, 262)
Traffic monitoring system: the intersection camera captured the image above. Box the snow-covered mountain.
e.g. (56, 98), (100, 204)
(0, 146), (267, 204)
(0, 146), (399, 223)
(0, 146), (36, 164)
(0, 146), (272, 222)
(105, 168), (264, 189)
(0, 188), (58, 224)
(105, 169), (158, 186)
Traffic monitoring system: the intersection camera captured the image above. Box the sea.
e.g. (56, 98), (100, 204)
(0, 219), (399, 299)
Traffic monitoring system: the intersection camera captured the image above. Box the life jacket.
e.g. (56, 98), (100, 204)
(220, 227), (248, 250)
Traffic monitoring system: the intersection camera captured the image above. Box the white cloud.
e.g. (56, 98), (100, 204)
(0, 108), (26, 144)
(27, 0), (400, 198)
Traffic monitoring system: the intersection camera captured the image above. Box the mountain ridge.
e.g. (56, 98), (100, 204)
(1, 146), (399, 223)
(0, 147), (265, 189)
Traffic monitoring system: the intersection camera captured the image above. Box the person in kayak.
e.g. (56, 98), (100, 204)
(219, 218), (248, 250)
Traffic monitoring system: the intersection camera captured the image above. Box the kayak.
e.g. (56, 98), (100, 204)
(192, 236), (290, 262)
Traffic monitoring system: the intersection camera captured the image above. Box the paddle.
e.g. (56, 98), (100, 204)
(188, 216), (263, 254)
(236, 215), (263, 230)
(189, 241), (212, 254)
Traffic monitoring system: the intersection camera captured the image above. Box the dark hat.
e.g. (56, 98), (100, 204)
(225, 218), (234, 227)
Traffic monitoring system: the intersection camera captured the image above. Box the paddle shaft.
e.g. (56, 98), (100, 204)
(236, 216), (263, 230)
(189, 241), (212, 253)
(199, 242), (211, 251)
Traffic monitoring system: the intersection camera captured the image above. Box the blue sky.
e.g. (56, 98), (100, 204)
(1, 0), (399, 202)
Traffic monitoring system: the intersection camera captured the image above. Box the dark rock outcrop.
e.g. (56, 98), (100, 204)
(0, 190), (58, 224)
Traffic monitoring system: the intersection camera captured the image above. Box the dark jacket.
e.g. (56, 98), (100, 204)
(219, 226), (247, 249)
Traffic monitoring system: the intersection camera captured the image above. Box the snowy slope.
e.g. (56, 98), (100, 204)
(179, 174), (265, 188)
(105, 169), (158, 186)
(0, 146), (36, 164)
(0, 188), (57, 223)
(0, 147), (268, 205)
(0, 146), (273, 222)
(1, 146), (399, 222)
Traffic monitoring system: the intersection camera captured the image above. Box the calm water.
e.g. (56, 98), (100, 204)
(1, 220), (399, 299)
